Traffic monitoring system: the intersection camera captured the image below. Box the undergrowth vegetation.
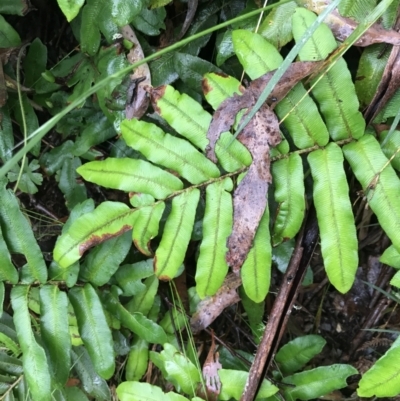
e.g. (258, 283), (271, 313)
(1, 0), (400, 400)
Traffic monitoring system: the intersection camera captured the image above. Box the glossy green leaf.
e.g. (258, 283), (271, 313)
(59, 156), (87, 210)
(125, 274), (159, 316)
(292, 8), (365, 140)
(80, 0), (103, 55)
(174, 52), (221, 93)
(132, 202), (165, 256)
(355, 44), (388, 107)
(233, 29), (329, 148)
(126, 337), (149, 381)
(358, 336), (400, 397)
(0, 15), (21, 47)
(272, 153), (305, 246)
(308, 143), (358, 293)
(117, 381), (190, 401)
(79, 230), (132, 285)
(110, 0), (143, 26)
(343, 135), (400, 253)
(69, 284), (115, 379)
(57, 0), (85, 21)
(39, 285), (71, 386)
(159, 306), (188, 334)
(275, 335), (326, 375)
(0, 181), (47, 283)
(78, 158), (183, 198)
(54, 201), (134, 268)
(115, 259), (154, 296)
(22, 38), (47, 87)
(104, 291), (168, 344)
(196, 178), (233, 298)
(380, 130), (400, 171)
(71, 346), (111, 400)
(258, 1), (297, 48)
(216, 30), (234, 66)
(241, 206), (272, 303)
(219, 369), (278, 400)
(0, 224), (18, 284)
(11, 286), (51, 401)
(150, 343), (201, 396)
(121, 119), (220, 184)
(132, 7), (166, 35)
(380, 245), (400, 269)
(0, 351), (23, 375)
(155, 189), (200, 280)
(283, 364), (358, 400)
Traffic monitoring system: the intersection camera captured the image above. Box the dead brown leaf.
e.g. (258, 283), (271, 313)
(206, 61), (322, 272)
(190, 273), (242, 334)
(120, 25), (151, 119)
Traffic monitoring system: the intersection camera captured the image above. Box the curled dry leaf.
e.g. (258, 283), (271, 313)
(206, 61), (322, 272)
(120, 25), (151, 119)
(200, 332), (222, 401)
(190, 273), (241, 334)
(297, 0), (400, 46)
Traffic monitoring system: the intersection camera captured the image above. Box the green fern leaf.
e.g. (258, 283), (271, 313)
(155, 189), (200, 280)
(0, 226), (18, 283)
(131, 200), (165, 256)
(54, 201), (134, 268)
(292, 8), (366, 140)
(150, 85), (211, 150)
(283, 364), (358, 400)
(80, 0), (103, 55)
(151, 85), (252, 172)
(232, 29), (329, 148)
(79, 230), (132, 285)
(126, 337), (149, 381)
(343, 134), (400, 253)
(0, 181), (47, 283)
(121, 119), (220, 184)
(104, 290), (168, 344)
(241, 206), (272, 303)
(258, 2), (297, 48)
(69, 284), (115, 380)
(39, 285), (71, 386)
(358, 336), (400, 397)
(71, 346), (111, 400)
(308, 143), (358, 293)
(196, 178), (233, 298)
(11, 286), (51, 401)
(77, 158), (183, 198)
(125, 274), (159, 316)
(115, 259), (154, 296)
(272, 153), (305, 246)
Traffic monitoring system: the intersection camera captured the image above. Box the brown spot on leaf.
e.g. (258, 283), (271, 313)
(78, 225), (132, 256)
(148, 85), (167, 115)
